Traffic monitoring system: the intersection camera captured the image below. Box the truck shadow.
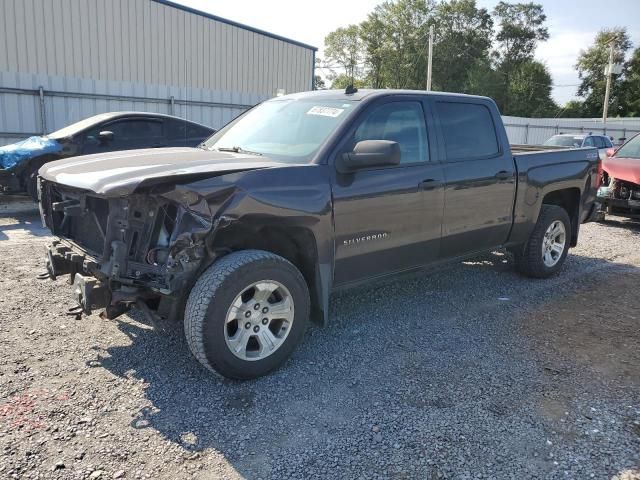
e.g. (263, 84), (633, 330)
(93, 250), (640, 478)
(598, 215), (640, 234)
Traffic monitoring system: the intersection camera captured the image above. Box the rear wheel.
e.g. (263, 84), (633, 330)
(516, 205), (571, 278)
(184, 250), (309, 379)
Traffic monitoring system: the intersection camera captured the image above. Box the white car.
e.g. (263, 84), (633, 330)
(544, 134), (614, 160)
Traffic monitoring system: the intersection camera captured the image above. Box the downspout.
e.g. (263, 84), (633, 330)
(312, 50), (316, 91)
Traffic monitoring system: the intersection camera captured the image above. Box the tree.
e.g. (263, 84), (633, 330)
(372, 0), (435, 89)
(313, 75), (326, 90)
(506, 61), (558, 117)
(619, 48), (640, 117)
(323, 25), (363, 85)
(492, 2), (549, 113)
(359, 11), (387, 88)
(493, 2), (549, 65)
(330, 74), (367, 90)
(559, 100), (585, 118)
(575, 28), (632, 118)
(432, 0), (493, 93)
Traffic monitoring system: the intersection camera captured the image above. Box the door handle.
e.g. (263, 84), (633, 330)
(419, 179), (442, 190)
(495, 170), (512, 180)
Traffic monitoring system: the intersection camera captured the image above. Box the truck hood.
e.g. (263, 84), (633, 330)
(603, 156), (640, 185)
(39, 147), (287, 196)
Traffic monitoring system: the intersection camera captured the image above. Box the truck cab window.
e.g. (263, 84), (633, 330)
(353, 102), (429, 164)
(435, 102), (498, 160)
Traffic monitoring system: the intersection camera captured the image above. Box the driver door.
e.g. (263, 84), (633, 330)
(331, 97), (445, 286)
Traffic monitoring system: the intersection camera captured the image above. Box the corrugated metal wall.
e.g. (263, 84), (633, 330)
(0, 0), (316, 146)
(504, 116), (640, 145)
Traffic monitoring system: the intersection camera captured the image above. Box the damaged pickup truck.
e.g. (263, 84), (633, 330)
(38, 89), (601, 379)
(597, 133), (640, 220)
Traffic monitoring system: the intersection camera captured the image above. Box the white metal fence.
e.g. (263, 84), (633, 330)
(0, 71), (268, 147)
(503, 116), (640, 146)
(3, 84), (640, 149)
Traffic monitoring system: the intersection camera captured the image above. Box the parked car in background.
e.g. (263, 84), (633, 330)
(0, 112), (215, 199)
(544, 133), (613, 160)
(596, 133), (640, 220)
(38, 89), (601, 379)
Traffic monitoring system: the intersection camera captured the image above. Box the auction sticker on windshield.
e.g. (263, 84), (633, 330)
(307, 106), (344, 117)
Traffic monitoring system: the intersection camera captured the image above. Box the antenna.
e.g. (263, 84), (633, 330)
(345, 85), (358, 95)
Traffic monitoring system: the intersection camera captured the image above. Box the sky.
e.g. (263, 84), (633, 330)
(175, 0), (640, 105)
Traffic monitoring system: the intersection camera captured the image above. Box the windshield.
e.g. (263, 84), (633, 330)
(614, 134), (640, 159)
(203, 98), (357, 162)
(543, 135), (583, 148)
(47, 113), (115, 139)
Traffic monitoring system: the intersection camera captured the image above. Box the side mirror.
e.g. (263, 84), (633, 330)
(337, 140), (401, 173)
(98, 130), (114, 143)
(606, 148), (616, 157)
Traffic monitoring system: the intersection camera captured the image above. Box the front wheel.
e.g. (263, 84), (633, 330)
(516, 205), (571, 278)
(184, 250), (310, 379)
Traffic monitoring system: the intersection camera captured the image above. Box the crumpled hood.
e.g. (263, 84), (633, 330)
(603, 156), (640, 185)
(39, 147), (287, 196)
(0, 136), (62, 170)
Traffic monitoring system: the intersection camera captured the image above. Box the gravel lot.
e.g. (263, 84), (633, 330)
(0, 200), (638, 480)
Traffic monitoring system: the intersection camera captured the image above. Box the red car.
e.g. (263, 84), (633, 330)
(597, 133), (640, 220)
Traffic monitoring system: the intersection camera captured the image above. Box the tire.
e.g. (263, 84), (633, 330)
(184, 250), (310, 379)
(516, 205), (572, 278)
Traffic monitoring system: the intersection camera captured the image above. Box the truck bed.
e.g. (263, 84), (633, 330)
(510, 144), (581, 154)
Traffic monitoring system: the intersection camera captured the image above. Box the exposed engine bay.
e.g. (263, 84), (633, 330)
(597, 172), (640, 218)
(39, 179), (213, 319)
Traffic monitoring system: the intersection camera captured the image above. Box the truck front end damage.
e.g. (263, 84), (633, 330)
(39, 179), (213, 319)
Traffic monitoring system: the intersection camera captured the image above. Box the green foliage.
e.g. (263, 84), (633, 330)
(492, 1), (549, 66)
(575, 28), (633, 118)
(506, 61), (558, 117)
(330, 75), (367, 90)
(319, 0), (616, 117)
(491, 2), (551, 114)
(559, 100), (585, 118)
(431, 0), (493, 93)
(313, 75), (326, 90)
(620, 48), (640, 117)
(323, 25), (363, 83)
(320, 2), (640, 118)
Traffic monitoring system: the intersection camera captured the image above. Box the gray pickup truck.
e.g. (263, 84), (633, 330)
(38, 89), (601, 379)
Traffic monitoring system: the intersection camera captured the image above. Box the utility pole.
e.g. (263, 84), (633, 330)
(426, 25), (434, 91)
(602, 37), (616, 123)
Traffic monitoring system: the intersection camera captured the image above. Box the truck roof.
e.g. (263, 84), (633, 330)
(279, 89), (493, 102)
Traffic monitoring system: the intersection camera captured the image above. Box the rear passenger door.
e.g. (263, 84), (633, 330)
(431, 99), (516, 259)
(332, 97), (445, 285)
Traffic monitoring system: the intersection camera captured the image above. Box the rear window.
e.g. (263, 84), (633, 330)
(166, 119), (214, 140)
(544, 135), (583, 147)
(435, 102), (499, 160)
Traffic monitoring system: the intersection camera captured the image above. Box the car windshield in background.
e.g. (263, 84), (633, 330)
(47, 113), (115, 139)
(614, 134), (640, 159)
(203, 99), (357, 162)
(543, 136), (583, 147)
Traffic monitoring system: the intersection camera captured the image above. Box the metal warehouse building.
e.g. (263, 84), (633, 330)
(0, 0), (317, 146)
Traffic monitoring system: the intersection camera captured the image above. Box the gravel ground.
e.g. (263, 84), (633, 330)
(0, 200), (638, 480)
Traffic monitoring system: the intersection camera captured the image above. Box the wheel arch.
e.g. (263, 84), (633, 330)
(205, 221), (330, 326)
(540, 187), (581, 247)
